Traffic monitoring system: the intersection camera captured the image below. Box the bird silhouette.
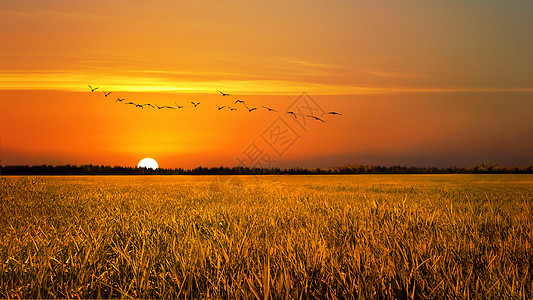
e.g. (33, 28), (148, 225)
(155, 104), (174, 109)
(306, 115), (325, 122)
(286, 111), (297, 118)
(263, 106), (277, 112)
(217, 89), (231, 96)
(244, 105), (257, 112)
(83, 85), (342, 122)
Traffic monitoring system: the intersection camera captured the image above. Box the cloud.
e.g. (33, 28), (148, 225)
(363, 70), (420, 79)
(1, 70), (533, 95)
(287, 60), (343, 69)
(0, 9), (108, 19)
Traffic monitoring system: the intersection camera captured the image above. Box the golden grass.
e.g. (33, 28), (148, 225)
(1, 174), (532, 299)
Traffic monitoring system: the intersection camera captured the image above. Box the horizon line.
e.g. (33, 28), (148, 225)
(2, 162), (532, 170)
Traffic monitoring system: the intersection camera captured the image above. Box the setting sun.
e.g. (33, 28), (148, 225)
(137, 158), (158, 170)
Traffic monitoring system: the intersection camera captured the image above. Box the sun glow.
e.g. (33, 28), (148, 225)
(137, 158), (158, 170)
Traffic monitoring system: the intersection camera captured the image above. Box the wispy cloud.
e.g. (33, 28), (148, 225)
(0, 71), (380, 94)
(1, 70), (532, 95)
(363, 70), (421, 79)
(0, 9), (108, 19)
(287, 60), (343, 69)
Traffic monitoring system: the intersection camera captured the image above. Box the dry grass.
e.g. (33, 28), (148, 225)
(1, 174), (532, 299)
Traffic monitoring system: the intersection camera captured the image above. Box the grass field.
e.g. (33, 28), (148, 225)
(1, 175), (532, 299)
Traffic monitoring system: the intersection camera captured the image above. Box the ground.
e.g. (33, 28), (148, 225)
(1, 174), (532, 298)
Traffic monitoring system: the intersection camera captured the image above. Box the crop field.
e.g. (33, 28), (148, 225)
(1, 174), (532, 299)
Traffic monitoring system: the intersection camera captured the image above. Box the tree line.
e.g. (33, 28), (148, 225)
(1, 163), (532, 175)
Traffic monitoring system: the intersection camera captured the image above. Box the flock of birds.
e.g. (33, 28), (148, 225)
(88, 85), (342, 122)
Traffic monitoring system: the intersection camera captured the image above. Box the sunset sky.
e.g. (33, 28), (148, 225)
(1, 0), (532, 169)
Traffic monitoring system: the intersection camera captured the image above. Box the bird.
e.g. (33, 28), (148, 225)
(125, 102), (136, 106)
(143, 103), (155, 108)
(263, 106), (277, 112)
(102, 90), (112, 97)
(191, 102), (200, 107)
(135, 104), (144, 109)
(244, 105), (257, 112)
(286, 111), (297, 118)
(88, 85), (99, 92)
(217, 105), (225, 110)
(155, 104), (174, 109)
(306, 115), (325, 122)
(217, 89), (231, 96)
(116, 98), (125, 102)
(326, 111), (342, 116)
(235, 99), (245, 104)
(175, 102), (185, 109)
(229, 107), (237, 111)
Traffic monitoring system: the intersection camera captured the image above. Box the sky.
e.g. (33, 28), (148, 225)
(1, 0), (532, 169)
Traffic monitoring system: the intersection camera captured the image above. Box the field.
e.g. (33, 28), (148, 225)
(1, 175), (532, 299)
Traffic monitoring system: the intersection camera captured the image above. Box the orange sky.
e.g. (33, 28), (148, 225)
(1, 1), (532, 168)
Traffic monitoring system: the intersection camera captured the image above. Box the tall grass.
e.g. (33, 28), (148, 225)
(1, 175), (532, 299)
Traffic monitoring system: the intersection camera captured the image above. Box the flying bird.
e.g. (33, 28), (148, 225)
(135, 104), (144, 109)
(88, 85), (99, 92)
(155, 104), (174, 109)
(116, 98), (125, 102)
(235, 99), (245, 104)
(124, 102), (136, 105)
(263, 106), (277, 112)
(326, 111), (342, 116)
(217, 105), (225, 110)
(306, 115), (325, 122)
(286, 111), (297, 118)
(245, 105), (257, 112)
(175, 102), (185, 109)
(229, 107), (237, 111)
(217, 89), (231, 96)
(191, 102), (200, 107)
(143, 103), (155, 108)
(102, 90), (112, 97)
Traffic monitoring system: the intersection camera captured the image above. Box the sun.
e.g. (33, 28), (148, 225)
(137, 158), (158, 170)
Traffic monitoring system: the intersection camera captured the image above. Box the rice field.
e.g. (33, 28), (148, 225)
(1, 174), (532, 299)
